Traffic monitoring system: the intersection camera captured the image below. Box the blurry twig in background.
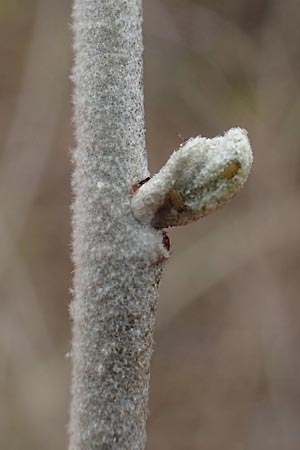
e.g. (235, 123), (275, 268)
(0, 1), (71, 449)
(249, 260), (299, 448)
(0, 0), (70, 350)
(158, 191), (300, 329)
(0, 0), (70, 234)
(0, 218), (56, 355)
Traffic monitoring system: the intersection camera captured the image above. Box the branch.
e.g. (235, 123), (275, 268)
(70, 1), (253, 449)
(131, 128), (253, 228)
(70, 1), (165, 450)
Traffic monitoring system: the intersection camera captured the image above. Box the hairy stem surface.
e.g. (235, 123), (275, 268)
(70, 1), (253, 449)
(70, 1), (165, 449)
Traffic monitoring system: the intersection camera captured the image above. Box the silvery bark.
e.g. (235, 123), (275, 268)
(70, 1), (165, 449)
(69, 1), (253, 449)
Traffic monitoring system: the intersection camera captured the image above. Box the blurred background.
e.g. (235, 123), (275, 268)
(1, 0), (300, 449)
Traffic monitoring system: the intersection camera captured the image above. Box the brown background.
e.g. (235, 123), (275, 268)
(1, 1), (300, 449)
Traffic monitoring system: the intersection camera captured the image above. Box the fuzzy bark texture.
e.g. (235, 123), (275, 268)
(70, 1), (253, 449)
(70, 1), (166, 449)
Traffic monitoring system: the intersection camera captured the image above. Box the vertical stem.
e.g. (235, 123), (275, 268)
(70, 1), (162, 449)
